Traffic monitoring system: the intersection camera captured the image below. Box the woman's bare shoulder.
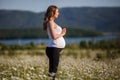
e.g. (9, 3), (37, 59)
(47, 21), (55, 28)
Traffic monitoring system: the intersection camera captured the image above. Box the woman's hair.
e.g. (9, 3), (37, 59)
(43, 5), (58, 31)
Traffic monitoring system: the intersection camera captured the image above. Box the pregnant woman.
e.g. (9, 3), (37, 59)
(43, 5), (66, 80)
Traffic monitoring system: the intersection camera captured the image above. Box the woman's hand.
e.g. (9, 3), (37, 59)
(61, 28), (66, 36)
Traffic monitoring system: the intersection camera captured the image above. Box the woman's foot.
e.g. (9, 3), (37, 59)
(48, 72), (56, 77)
(48, 77), (58, 80)
(48, 72), (59, 80)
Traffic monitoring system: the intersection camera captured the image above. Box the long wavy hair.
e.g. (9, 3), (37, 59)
(43, 5), (58, 31)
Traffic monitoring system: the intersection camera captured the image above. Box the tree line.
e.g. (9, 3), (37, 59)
(0, 28), (102, 39)
(0, 37), (119, 59)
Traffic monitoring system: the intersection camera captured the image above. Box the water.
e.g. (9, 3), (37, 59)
(0, 35), (118, 45)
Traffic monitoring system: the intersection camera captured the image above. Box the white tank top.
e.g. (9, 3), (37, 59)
(47, 22), (66, 48)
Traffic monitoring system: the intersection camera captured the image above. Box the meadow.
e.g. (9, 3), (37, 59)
(0, 39), (120, 80)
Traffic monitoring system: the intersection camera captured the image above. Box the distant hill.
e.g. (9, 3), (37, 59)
(0, 10), (43, 28)
(0, 7), (120, 32)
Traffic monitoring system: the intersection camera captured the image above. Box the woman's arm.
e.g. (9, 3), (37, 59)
(48, 21), (66, 40)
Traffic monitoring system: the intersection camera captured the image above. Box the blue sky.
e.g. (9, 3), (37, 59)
(0, 0), (120, 12)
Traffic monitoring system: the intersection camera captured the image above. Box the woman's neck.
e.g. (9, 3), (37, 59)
(50, 17), (55, 22)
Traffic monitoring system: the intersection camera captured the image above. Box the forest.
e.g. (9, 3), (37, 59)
(0, 28), (102, 39)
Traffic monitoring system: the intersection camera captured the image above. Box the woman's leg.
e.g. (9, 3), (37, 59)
(52, 47), (62, 73)
(46, 47), (62, 75)
(46, 47), (54, 73)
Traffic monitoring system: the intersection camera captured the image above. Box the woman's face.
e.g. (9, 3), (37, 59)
(54, 9), (59, 19)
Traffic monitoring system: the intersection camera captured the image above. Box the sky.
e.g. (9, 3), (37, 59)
(0, 0), (120, 13)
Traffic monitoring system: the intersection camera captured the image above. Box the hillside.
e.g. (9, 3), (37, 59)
(0, 7), (120, 32)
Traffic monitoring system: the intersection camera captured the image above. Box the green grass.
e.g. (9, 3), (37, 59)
(0, 48), (120, 80)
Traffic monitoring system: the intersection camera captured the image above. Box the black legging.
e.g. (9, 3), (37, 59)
(46, 47), (63, 73)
